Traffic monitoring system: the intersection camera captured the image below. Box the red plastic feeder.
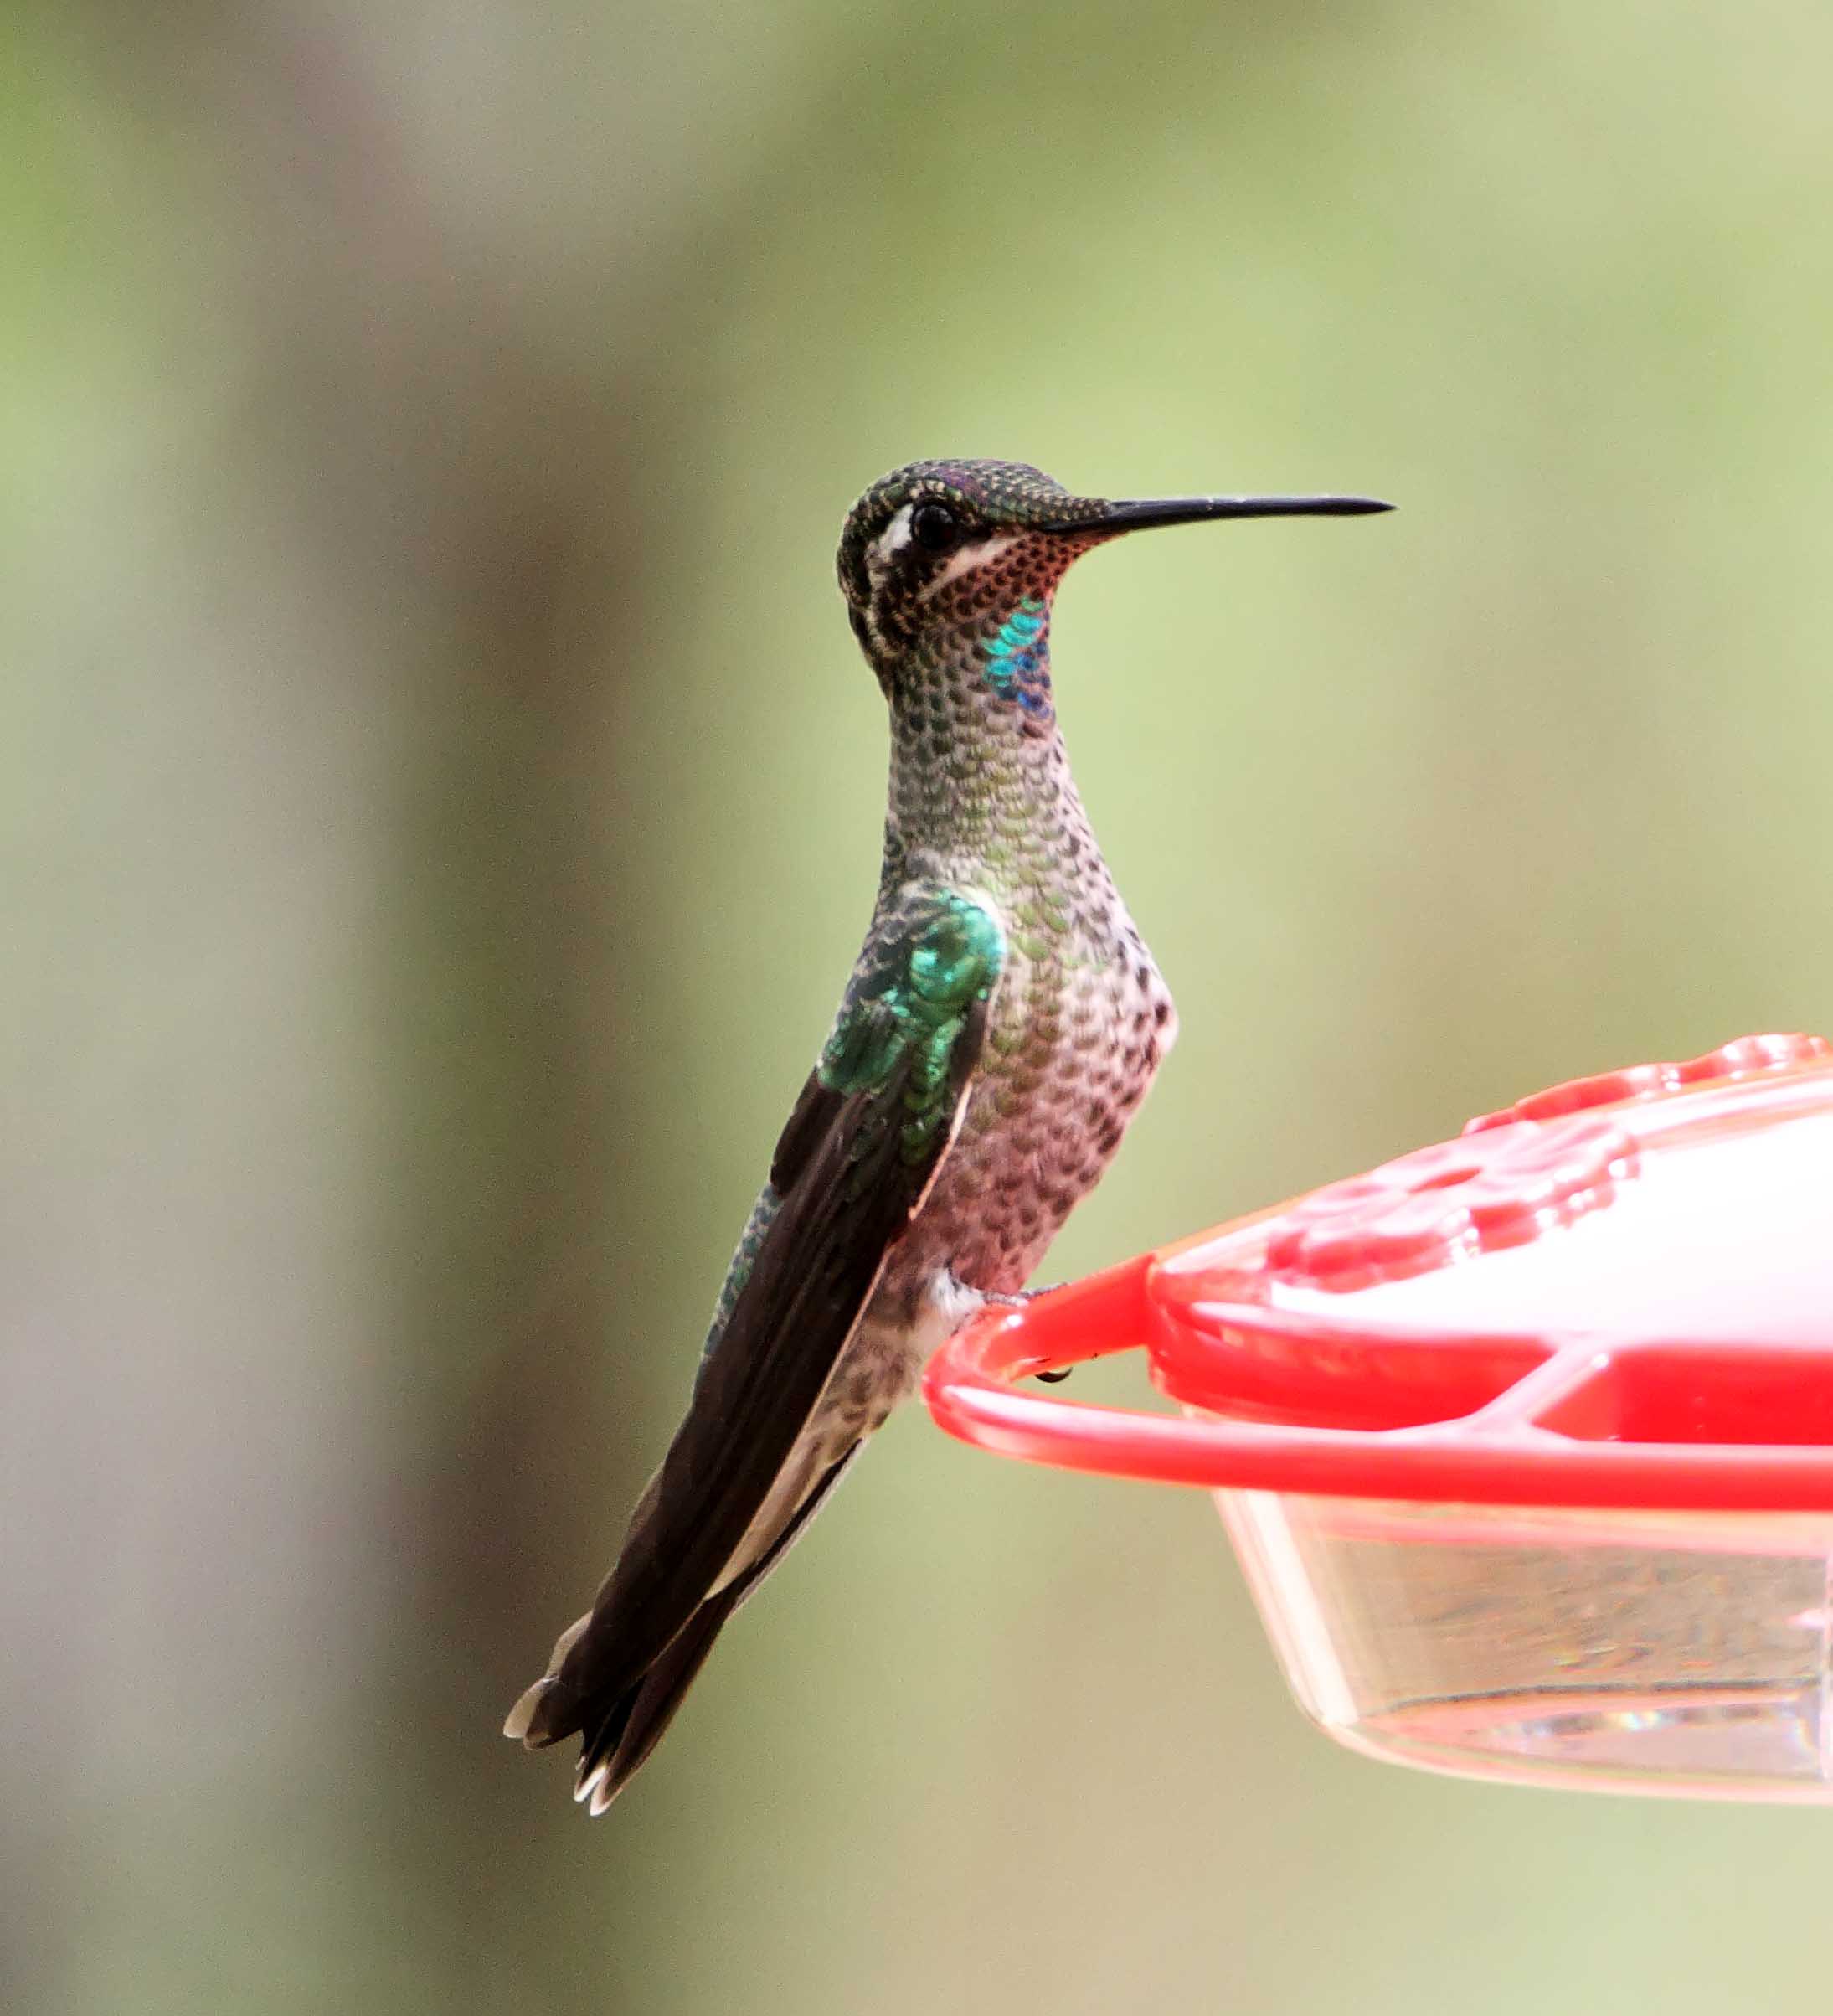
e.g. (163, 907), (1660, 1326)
(924, 1034), (1833, 1801)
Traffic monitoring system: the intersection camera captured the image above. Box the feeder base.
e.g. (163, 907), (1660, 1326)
(1219, 1488), (1833, 1802)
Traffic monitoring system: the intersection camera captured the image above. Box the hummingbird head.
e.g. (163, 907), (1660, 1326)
(837, 458), (1390, 730)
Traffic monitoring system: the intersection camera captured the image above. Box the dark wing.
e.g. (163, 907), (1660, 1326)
(507, 887), (1005, 1784)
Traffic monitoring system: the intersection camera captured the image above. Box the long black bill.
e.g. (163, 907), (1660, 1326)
(1043, 493), (1393, 535)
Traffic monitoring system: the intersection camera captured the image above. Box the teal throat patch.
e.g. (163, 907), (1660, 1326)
(981, 597), (1053, 724)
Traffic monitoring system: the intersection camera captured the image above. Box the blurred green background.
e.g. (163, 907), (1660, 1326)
(9, 3), (1833, 2011)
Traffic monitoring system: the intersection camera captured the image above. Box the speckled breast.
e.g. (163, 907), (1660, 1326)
(902, 904), (1176, 1296)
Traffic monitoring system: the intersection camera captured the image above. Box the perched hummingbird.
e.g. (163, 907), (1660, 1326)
(506, 459), (1390, 1813)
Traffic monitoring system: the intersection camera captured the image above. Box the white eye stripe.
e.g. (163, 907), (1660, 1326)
(870, 503), (914, 565)
(917, 531), (1020, 599)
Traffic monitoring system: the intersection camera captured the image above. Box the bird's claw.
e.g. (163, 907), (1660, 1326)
(976, 1286), (1073, 1383)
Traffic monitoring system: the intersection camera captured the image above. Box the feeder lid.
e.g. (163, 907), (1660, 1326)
(924, 1034), (1833, 1510)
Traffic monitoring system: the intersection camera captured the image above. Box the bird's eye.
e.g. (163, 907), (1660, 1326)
(910, 500), (961, 552)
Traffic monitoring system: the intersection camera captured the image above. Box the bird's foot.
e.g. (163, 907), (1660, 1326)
(979, 1286), (1073, 1383)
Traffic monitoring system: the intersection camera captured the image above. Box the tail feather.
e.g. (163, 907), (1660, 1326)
(503, 1611), (590, 1745)
(504, 1445), (862, 1813)
(574, 1591), (741, 1815)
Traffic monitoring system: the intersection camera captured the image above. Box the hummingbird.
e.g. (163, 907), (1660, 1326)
(505, 458), (1391, 1813)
